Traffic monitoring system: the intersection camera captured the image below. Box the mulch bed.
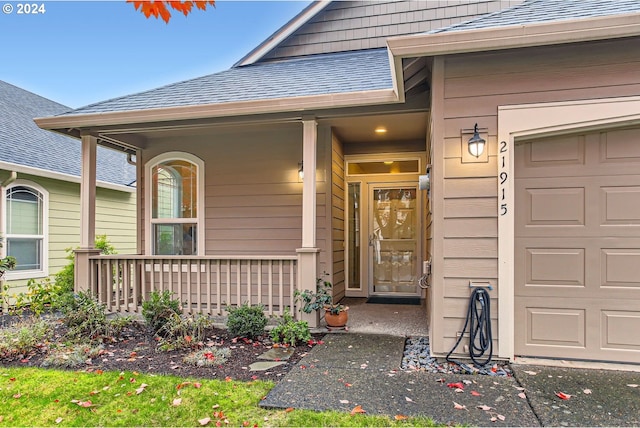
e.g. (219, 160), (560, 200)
(0, 315), (324, 383)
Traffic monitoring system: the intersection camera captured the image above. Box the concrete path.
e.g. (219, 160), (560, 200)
(260, 333), (640, 427)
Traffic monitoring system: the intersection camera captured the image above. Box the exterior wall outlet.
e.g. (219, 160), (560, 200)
(469, 281), (493, 290)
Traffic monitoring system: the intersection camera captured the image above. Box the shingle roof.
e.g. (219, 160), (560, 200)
(0, 80), (135, 187)
(430, 0), (640, 34)
(63, 48), (392, 116)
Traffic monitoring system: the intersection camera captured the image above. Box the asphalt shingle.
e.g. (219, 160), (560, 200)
(62, 48), (393, 116)
(0, 80), (135, 187)
(430, 0), (640, 34)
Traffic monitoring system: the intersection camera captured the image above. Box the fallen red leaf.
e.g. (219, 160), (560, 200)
(13, 393), (21, 399)
(447, 382), (465, 389)
(394, 414), (408, 420)
(225, 376), (232, 382)
(177, 382), (191, 390)
(193, 382), (202, 389)
(555, 392), (572, 400)
(471, 390), (482, 396)
(9, 378), (16, 382)
(285, 407), (294, 413)
(350, 404), (366, 415)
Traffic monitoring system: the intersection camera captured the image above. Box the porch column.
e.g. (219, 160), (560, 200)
(297, 117), (320, 327)
(75, 133), (99, 292)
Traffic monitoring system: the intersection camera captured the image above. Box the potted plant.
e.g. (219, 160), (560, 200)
(295, 275), (349, 328)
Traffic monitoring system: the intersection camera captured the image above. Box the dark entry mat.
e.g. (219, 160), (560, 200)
(366, 296), (421, 305)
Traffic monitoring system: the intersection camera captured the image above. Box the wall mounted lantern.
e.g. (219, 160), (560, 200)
(298, 161), (304, 181)
(467, 123), (486, 158)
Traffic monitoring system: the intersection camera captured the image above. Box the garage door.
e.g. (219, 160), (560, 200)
(514, 126), (640, 363)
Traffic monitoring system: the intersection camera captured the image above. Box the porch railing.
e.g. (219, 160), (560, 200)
(88, 255), (298, 317)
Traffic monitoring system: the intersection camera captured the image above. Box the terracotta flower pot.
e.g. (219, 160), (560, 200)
(324, 306), (349, 327)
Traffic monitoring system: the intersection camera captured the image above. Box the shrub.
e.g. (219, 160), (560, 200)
(226, 303), (267, 339)
(0, 317), (51, 359)
(142, 290), (182, 335)
(60, 291), (131, 343)
(41, 344), (104, 369)
(183, 346), (231, 367)
(270, 309), (311, 347)
(156, 313), (213, 352)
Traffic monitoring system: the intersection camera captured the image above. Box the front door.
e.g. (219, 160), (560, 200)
(369, 184), (420, 296)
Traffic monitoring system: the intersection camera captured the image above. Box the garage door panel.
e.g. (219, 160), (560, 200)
(527, 248), (585, 286)
(601, 249), (640, 289)
(527, 307), (586, 347)
(600, 128), (640, 163)
(602, 310), (640, 351)
(600, 185), (640, 225)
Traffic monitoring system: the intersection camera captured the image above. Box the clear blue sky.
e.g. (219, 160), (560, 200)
(0, 1), (311, 109)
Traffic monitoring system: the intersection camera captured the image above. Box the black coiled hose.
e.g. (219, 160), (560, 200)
(445, 287), (493, 368)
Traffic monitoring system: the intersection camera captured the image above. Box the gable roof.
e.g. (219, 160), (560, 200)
(61, 48), (393, 117)
(0, 80), (136, 189)
(430, 0), (640, 34)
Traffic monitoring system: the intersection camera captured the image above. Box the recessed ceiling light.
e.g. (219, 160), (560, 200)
(374, 127), (387, 134)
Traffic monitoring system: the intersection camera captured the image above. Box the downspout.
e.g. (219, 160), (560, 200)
(1, 171), (17, 187)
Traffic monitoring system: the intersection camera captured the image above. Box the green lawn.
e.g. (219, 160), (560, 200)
(0, 367), (438, 427)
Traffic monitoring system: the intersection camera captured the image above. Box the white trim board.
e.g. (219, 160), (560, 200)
(497, 95), (640, 360)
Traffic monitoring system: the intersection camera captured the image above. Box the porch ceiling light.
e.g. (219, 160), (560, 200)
(374, 126), (387, 134)
(468, 123), (486, 158)
(298, 161), (304, 180)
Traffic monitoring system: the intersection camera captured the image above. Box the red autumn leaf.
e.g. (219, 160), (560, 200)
(555, 392), (572, 400)
(9, 378), (16, 382)
(193, 382), (202, 389)
(344, 383), (352, 387)
(13, 393), (22, 399)
(251, 375), (258, 380)
(198, 417), (211, 426)
(453, 401), (467, 410)
(95, 370), (103, 375)
(225, 376), (232, 382)
(394, 415), (408, 420)
(350, 404), (366, 415)
(447, 382), (465, 389)
(285, 407), (294, 413)
(471, 390), (482, 396)
(242, 422), (250, 427)
(177, 382), (191, 390)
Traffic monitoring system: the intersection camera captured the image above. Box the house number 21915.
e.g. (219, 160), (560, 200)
(499, 141), (508, 216)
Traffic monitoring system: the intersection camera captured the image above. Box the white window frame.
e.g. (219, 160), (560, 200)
(2, 180), (49, 280)
(144, 152), (205, 255)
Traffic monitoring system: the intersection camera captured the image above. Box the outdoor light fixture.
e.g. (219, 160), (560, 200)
(298, 161), (304, 180)
(468, 123), (486, 158)
(374, 127), (387, 134)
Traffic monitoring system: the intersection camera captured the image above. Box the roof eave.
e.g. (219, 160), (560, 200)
(0, 161), (136, 193)
(387, 13), (640, 59)
(35, 88), (400, 133)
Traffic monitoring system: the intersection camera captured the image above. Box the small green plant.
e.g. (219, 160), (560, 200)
(225, 302), (267, 339)
(12, 277), (62, 316)
(0, 235), (16, 281)
(156, 313), (212, 351)
(142, 290), (182, 334)
(0, 317), (51, 360)
(295, 274), (345, 315)
(60, 291), (131, 343)
(183, 346), (231, 367)
(41, 343), (104, 369)
(270, 309), (311, 347)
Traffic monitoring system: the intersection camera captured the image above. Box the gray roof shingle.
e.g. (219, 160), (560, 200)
(0, 80), (135, 187)
(430, 0), (640, 34)
(62, 48), (393, 116)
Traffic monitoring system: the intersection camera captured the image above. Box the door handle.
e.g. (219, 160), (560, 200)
(368, 234), (375, 247)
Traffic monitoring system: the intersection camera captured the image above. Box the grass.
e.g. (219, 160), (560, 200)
(0, 367), (439, 427)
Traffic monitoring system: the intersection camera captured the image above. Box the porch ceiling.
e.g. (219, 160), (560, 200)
(325, 111), (428, 145)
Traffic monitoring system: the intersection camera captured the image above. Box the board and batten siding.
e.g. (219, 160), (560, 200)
(330, 134), (346, 301)
(141, 123), (333, 273)
(1, 173), (136, 293)
(261, 0), (523, 61)
(431, 36), (640, 357)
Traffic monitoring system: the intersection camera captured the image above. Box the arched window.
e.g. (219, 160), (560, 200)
(4, 182), (48, 278)
(147, 153), (204, 255)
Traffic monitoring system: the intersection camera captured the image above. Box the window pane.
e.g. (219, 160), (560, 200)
(7, 238), (41, 271)
(347, 183), (361, 289)
(347, 160), (419, 175)
(153, 223), (197, 255)
(152, 160), (197, 219)
(7, 187), (42, 235)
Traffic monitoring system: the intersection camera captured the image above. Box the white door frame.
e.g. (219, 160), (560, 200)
(497, 96), (640, 360)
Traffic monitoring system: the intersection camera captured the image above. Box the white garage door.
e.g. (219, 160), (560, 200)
(515, 126), (640, 363)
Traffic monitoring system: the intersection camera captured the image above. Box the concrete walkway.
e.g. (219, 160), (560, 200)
(260, 333), (640, 427)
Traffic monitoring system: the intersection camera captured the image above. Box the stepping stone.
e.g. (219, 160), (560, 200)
(258, 347), (295, 361)
(249, 361), (286, 371)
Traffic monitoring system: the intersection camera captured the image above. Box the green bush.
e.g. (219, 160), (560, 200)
(226, 302), (267, 339)
(270, 309), (311, 346)
(60, 291), (131, 343)
(156, 313), (212, 351)
(142, 290), (182, 334)
(0, 317), (51, 359)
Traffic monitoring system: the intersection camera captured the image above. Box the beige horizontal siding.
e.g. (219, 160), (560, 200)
(331, 134), (346, 301)
(432, 36), (640, 357)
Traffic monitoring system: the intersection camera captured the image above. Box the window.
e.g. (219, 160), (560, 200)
(4, 182), (48, 278)
(147, 153), (204, 255)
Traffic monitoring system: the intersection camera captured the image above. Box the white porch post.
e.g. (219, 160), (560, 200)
(297, 117), (320, 327)
(75, 134), (100, 292)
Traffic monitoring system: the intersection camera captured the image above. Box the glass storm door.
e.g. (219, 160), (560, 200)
(369, 185), (419, 296)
